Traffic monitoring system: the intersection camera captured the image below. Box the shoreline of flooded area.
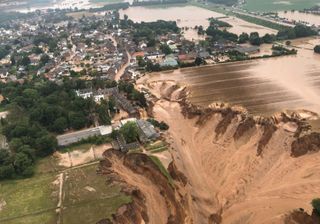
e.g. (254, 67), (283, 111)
(119, 5), (277, 41)
(139, 37), (320, 117)
(278, 11), (320, 27)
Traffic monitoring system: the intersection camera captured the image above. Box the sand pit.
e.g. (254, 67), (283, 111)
(56, 144), (112, 168)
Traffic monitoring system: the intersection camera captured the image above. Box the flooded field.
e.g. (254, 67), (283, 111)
(140, 37), (320, 116)
(119, 5), (277, 41)
(278, 11), (320, 26)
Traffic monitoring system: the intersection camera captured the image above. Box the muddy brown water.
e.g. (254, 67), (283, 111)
(278, 11), (320, 26)
(143, 38), (320, 116)
(119, 5), (277, 41)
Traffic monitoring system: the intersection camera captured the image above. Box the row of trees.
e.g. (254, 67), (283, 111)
(206, 24), (317, 46)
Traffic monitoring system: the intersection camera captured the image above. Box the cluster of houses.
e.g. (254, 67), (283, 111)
(0, 10), (129, 83)
(75, 86), (138, 116)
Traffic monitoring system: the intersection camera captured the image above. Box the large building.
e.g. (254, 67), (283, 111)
(57, 125), (112, 146)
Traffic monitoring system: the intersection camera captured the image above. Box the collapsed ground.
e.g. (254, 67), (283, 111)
(99, 79), (320, 224)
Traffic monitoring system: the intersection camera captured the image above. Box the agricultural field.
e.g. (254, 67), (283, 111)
(0, 157), (130, 224)
(62, 165), (131, 224)
(0, 173), (59, 224)
(243, 0), (320, 12)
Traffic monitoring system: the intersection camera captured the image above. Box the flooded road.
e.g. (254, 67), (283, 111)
(119, 5), (277, 41)
(140, 37), (320, 116)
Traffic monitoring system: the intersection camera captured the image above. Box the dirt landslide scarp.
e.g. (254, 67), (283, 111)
(107, 80), (320, 224)
(98, 150), (189, 224)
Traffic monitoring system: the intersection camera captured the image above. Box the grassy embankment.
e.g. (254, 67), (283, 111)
(148, 155), (174, 187)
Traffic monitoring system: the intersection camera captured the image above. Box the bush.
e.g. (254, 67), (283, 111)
(120, 122), (139, 143)
(147, 118), (169, 131)
(312, 198), (320, 215)
(314, 45), (320, 54)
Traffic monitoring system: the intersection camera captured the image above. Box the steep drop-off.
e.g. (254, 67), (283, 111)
(102, 81), (320, 224)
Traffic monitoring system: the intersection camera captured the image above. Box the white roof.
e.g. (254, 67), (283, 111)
(99, 125), (112, 135)
(120, 118), (137, 126)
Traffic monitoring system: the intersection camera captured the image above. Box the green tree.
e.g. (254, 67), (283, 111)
(14, 152), (34, 177)
(18, 55), (31, 66)
(35, 134), (57, 157)
(120, 122), (139, 143)
(96, 102), (111, 125)
(312, 198), (320, 215)
(262, 33), (274, 44)
(0, 149), (14, 179)
(195, 57), (204, 66)
(69, 112), (87, 130)
(160, 44), (173, 55)
(314, 45), (320, 54)
(249, 32), (262, 46)
(32, 46), (43, 54)
(40, 54), (50, 66)
(238, 32), (249, 44)
(52, 117), (68, 133)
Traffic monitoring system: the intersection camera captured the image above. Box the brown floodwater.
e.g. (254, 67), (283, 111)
(141, 37), (320, 116)
(119, 6), (277, 41)
(278, 11), (320, 26)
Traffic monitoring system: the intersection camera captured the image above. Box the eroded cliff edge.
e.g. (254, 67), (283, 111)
(98, 81), (320, 224)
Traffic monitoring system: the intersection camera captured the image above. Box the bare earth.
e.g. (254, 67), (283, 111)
(140, 80), (320, 223)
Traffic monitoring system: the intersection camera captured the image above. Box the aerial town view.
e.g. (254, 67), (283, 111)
(0, 0), (320, 223)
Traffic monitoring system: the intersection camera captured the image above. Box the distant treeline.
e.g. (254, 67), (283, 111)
(89, 2), (129, 12)
(132, 0), (187, 6)
(208, 0), (237, 6)
(0, 11), (32, 24)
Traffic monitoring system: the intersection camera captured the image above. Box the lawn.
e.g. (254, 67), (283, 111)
(0, 173), (59, 222)
(62, 164), (131, 224)
(243, 0), (320, 12)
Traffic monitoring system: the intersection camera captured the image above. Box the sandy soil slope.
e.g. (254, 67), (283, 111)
(101, 80), (320, 224)
(146, 81), (320, 224)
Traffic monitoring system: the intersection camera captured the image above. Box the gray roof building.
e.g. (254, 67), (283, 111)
(137, 120), (160, 141)
(57, 125), (112, 146)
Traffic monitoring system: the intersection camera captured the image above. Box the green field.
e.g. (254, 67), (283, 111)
(0, 174), (58, 223)
(243, 0), (320, 12)
(62, 165), (131, 224)
(0, 162), (131, 224)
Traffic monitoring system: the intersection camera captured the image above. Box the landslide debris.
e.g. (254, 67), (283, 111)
(284, 209), (320, 224)
(97, 150), (188, 224)
(291, 132), (320, 157)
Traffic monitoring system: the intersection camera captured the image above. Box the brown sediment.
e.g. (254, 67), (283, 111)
(98, 149), (188, 224)
(284, 209), (320, 224)
(233, 116), (256, 140)
(291, 132), (320, 157)
(104, 79), (320, 224)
